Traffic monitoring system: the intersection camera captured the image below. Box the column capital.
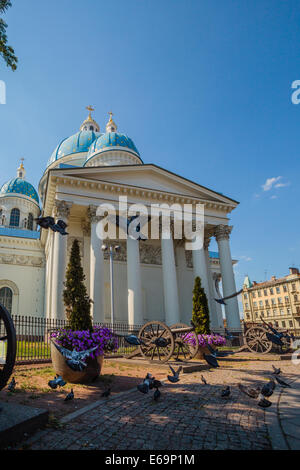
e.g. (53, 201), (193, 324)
(88, 205), (104, 223)
(81, 219), (91, 236)
(214, 224), (233, 242)
(54, 200), (72, 220)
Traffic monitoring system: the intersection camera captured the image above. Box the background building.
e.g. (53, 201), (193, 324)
(242, 268), (300, 331)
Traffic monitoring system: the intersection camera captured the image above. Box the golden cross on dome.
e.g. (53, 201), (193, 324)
(86, 105), (95, 113)
(108, 111), (113, 121)
(20, 157), (25, 168)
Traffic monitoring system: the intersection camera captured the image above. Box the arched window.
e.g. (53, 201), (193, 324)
(0, 287), (12, 313)
(27, 213), (34, 230)
(10, 208), (20, 227)
(89, 125), (94, 131)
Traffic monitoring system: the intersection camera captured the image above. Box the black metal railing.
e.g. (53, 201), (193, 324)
(6, 315), (143, 364)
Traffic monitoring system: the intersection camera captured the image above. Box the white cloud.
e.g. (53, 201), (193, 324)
(270, 195), (278, 199)
(262, 176), (282, 191)
(274, 182), (290, 188)
(239, 255), (252, 262)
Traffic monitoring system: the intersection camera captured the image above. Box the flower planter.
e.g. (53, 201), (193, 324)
(195, 345), (213, 360)
(50, 341), (104, 384)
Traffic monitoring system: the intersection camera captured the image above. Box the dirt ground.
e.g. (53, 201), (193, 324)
(0, 358), (168, 422)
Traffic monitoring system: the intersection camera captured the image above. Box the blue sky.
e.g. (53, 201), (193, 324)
(1, 0), (300, 293)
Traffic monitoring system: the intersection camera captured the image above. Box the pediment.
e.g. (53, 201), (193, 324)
(52, 164), (238, 206)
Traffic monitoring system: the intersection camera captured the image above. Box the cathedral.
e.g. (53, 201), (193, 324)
(0, 109), (241, 332)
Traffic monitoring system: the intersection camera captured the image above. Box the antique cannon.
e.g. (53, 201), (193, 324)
(0, 303), (16, 390)
(243, 317), (293, 354)
(134, 320), (199, 363)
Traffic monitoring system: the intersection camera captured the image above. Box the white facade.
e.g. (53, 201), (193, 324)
(0, 112), (241, 332)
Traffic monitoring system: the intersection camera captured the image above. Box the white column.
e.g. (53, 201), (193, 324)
(51, 200), (72, 320)
(82, 220), (91, 296)
(204, 236), (219, 330)
(212, 272), (225, 332)
(89, 206), (104, 323)
(161, 231), (180, 326)
(127, 235), (143, 325)
(214, 225), (241, 332)
(192, 236), (210, 302)
(175, 242), (187, 322)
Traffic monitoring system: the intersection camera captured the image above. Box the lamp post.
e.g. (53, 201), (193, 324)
(101, 244), (120, 328)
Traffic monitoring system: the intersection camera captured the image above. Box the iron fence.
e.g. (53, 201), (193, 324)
(8, 315), (143, 364)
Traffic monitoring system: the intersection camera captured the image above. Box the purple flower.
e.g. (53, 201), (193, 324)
(51, 326), (118, 356)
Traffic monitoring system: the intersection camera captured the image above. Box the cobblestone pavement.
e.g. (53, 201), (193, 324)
(10, 355), (300, 450)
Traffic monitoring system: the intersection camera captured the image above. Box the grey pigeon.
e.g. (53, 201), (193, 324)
(261, 379), (276, 398)
(275, 376), (291, 388)
(203, 353), (219, 368)
(153, 388), (161, 401)
(125, 334), (146, 346)
(238, 383), (260, 399)
(48, 375), (66, 389)
(272, 365), (281, 375)
(221, 386), (230, 398)
(64, 389), (74, 401)
(258, 396), (272, 408)
(137, 375), (153, 394)
(101, 388), (111, 398)
(48, 376), (58, 389)
(35, 216), (55, 229)
(52, 340), (98, 372)
(7, 377), (16, 392)
(201, 375), (207, 385)
(167, 365), (182, 383)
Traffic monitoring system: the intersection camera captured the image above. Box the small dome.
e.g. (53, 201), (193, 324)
(86, 132), (140, 160)
(48, 130), (102, 167)
(0, 177), (39, 204)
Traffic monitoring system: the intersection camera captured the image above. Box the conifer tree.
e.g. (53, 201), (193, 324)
(63, 238), (92, 331)
(191, 276), (210, 334)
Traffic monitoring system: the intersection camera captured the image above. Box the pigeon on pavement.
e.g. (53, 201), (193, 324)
(167, 365), (182, 383)
(238, 383), (260, 399)
(153, 388), (161, 401)
(261, 379), (276, 398)
(258, 395), (272, 408)
(7, 377), (16, 392)
(201, 375), (207, 385)
(64, 389), (74, 401)
(275, 376), (291, 388)
(221, 386), (230, 398)
(203, 353), (219, 368)
(272, 365), (281, 375)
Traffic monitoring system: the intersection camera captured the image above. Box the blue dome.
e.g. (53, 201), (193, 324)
(86, 132), (140, 160)
(0, 177), (39, 204)
(48, 130), (102, 167)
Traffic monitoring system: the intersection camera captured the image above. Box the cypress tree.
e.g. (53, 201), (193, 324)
(191, 276), (210, 334)
(63, 238), (93, 331)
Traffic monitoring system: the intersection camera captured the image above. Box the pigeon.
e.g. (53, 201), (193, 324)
(51, 219), (68, 235)
(152, 379), (163, 389)
(201, 375), (207, 385)
(35, 216), (55, 229)
(261, 379), (276, 398)
(48, 375), (66, 389)
(51, 341), (98, 372)
(214, 288), (243, 305)
(124, 334), (146, 346)
(203, 353), (219, 368)
(7, 377), (16, 392)
(266, 332), (283, 347)
(137, 374), (154, 394)
(221, 386), (230, 398)
(258, 396), (272, 408)
(101, 388), (111, 398)
(64, 389), (74, 401)
(238, 383), (260, 399)
(167, 365), (182, 383)
(153, 388), (161, 401)
(272, 365), (281, 375)
(206, 343), (217, 357)
(275, 376), (291, 388)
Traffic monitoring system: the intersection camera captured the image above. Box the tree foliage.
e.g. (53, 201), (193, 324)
(191, 276), (210, 335)
(0, 1), (17, 71)
(63, 238), (93, 331)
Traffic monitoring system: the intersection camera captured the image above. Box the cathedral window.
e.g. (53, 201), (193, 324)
(10, 208), (20, 227)
(28, 213), (34, 230)
(0, 287), (12, 314)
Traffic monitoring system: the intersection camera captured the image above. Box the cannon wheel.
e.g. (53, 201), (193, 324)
(244, 326), (272, 354)
(170, 323), (199, 361)
(0, 304), (16, 390)
(138, 321), (175, 363)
